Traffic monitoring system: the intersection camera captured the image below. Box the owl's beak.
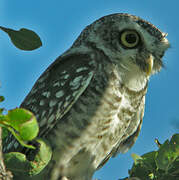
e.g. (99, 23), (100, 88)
(145, 55), (154, 76)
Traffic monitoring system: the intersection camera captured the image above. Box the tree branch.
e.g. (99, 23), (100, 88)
(0, 127), (13, 180)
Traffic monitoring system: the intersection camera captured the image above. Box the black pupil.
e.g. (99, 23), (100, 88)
(125, 33), (137, 44)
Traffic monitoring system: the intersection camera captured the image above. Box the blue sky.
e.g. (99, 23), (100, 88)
(0, 1), (178, 179)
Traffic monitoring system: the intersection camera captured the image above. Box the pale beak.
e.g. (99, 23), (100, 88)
(145, 55), (154, 76)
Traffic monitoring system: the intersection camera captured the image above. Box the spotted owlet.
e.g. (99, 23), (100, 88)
(4, 13), (169, 180)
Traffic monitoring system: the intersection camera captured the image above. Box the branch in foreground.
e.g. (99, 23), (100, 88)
(0, 127), (13, 180)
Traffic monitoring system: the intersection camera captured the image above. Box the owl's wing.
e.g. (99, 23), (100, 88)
(3, 53), (95, 152)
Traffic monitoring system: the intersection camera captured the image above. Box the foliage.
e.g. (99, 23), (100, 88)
(126, 134), (179, 180)
(0, 96), (39, 149)
(0, 25), (42, 147)
(0, 97), (52, 177)
(4, 138), (52, 177)
(0, 25), (42, 149)
(0, 26), (52, 178)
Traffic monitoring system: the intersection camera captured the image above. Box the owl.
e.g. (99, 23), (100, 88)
(4, 13), (169, 180)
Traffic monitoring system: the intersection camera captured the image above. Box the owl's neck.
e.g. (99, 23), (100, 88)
(118, 63), (148, 92)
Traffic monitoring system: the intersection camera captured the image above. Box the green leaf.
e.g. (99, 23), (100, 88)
(6, 108), (32, 130)
(19, 117), (39, 141)
(155, 140), (171, 171)
(142, 151), (158, 171)
(6, 108), (39, 141)
(0, 26), (42, 50)
(6, 127), (36, 149)
(0, 108), (39, 149)
(0, 113), (8, 123)
(131, 153), (143, 165)
(0, 108), (4, 114)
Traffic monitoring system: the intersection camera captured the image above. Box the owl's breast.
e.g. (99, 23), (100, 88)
(84, 78), (147, 168)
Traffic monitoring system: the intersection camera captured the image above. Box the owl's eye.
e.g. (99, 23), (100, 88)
(120, 30), (140, 48)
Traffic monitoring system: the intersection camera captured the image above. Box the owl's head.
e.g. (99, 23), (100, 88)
(73, 13), (170, 90)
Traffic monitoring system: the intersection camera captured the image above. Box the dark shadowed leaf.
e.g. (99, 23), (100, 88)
(4, 138), (52, 177)
(0, 96), (5, 102)
(0, 26), (42, 50)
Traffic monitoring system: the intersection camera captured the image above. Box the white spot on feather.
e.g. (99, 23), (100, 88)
(40, 117), (47, 127)
(48, 114), (55, 123)
(49, 100), (57, 107)
(71, 83), (80, 90)
(41, 110), (46, 118)
(7, 140), (16, 150)
(56, 90), (64, 98)
(60, 81), (65, 86)
(31, 106), (38, 113)
(61, 70), (67, 74)
(53, 82), (60, 87)
(40, 100), (45, 106)
(76, 67), (88, 72)
(42, 91), (51, 98)
(70, 75), (83, 87)
(58, 101), (63, 108)
(25, 98), (36, 105)
(49, 108), (53, 115)
(64, 101), (68, 108)
(66, 95), (71, 101)
(63, 74), (69, 79)
(14, 142), (19, 149)
(73, 91), (79, 97)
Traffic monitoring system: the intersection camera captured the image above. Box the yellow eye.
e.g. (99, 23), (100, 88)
(120, 30), (140, 48)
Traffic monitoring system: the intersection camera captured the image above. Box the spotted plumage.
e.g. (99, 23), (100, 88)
(3, 13), (169, 180)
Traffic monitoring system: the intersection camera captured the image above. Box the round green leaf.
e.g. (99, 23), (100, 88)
(7, 109), (32, 129)
(19, 115), (39, 141)
(7, 108), (39, 141)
